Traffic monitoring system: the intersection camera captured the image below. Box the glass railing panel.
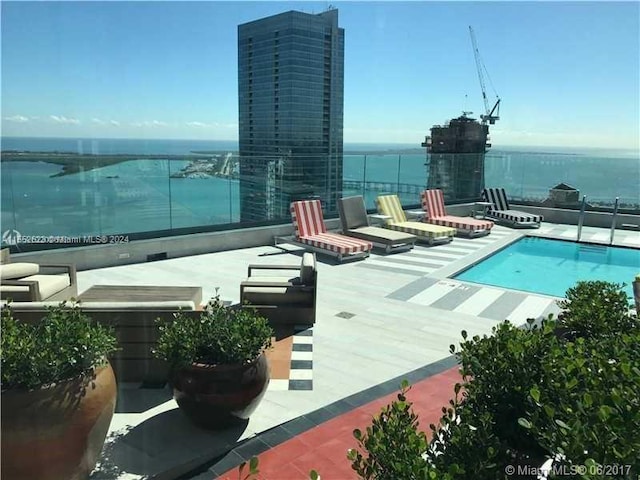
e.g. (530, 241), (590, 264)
(342, 154), (367, 201)
(0, 156), (174, 247)
(167, 153), (238, 228)
(360, 154), (400, 210)
(426, 152), (486, 203)
(485, 150), (640, 211)
(229, 177), (241, 223)
(3, 142), (636, 253)
(93, 159), (173, 235)
(397, 153), (427, 206)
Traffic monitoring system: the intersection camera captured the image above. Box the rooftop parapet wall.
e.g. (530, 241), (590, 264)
(9, 207), (638, 271)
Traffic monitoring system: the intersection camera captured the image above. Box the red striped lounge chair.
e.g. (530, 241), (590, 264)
(421, 189), (494, 238)
(482, 188), (543, 228)
(290, 200), (372, 262)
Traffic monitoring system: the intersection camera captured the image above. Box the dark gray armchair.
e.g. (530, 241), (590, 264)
(240, 252), (317, 326)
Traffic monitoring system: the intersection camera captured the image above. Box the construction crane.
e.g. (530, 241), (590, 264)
(469, 26), (500, 125)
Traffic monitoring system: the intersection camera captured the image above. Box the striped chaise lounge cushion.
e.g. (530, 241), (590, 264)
(421, 189), (494, 231)
(290, 200), (372, 256)
(482, 188), (543, 224)
(376, 194), (455, 241)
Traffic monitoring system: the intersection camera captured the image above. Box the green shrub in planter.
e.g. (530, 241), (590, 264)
(348, 381), (434, 479)
(556, 280), (638, 340)
(423, 320), (557, 478)
(1, 302), (119, 480)
(522, 331), (640, 475)
(348, 281), (640, 479)
(153, 302), (273, 368)
(1, 302), (117, 389)
(153, 301), (274, 428)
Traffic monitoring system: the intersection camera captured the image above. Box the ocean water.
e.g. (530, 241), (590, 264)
(1, 137), (638, 239)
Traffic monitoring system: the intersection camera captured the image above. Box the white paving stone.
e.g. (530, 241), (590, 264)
(506, 295), (555, 324)
(289, 369), (313, 380)
(291, 351), (313, 361)
(408, 280), (460, 305)
(453, 287), (506, 316)
(268, 379), (290, 391)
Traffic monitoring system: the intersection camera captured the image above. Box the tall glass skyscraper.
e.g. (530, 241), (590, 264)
(238, 9), (344, 222)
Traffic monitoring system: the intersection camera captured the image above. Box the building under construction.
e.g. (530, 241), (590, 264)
(422, 26), (500, 202)
(422, 113), (491, 202)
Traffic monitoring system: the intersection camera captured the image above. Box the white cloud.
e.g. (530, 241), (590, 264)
(91, 118), (106, 125)
(3, 115), (29, 123)
(110, 120), (120, 126)
(186, 121), (209, 128)
(132, 120), (169, 128)
(50, 115), (80, 125)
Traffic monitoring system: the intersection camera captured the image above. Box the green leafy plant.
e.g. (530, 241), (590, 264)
(348, 281), (640, 479)
(348, 380), (434, 480)
(237, 456), (319, 479)
(153, 299), (273, 369)
(1, 302), (118, 390)
(556, 280), (637, 340)
(522, 331), (640, 475)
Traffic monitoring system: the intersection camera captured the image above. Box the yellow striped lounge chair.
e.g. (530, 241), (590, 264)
(421, 189), (494, 238)
(375, 194), (455, 245)
(290, 200), (372, 262)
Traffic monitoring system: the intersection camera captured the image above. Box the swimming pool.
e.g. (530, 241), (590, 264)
(454, 237), (640, 299)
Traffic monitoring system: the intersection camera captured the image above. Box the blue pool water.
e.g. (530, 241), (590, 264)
(454, 237), (640, 299)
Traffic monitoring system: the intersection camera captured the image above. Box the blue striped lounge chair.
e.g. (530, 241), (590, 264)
(375, 194), (455, 245)
(482, 188), (543, 228)
(421, 189), (494, 238)
(290, 199), (372, 262)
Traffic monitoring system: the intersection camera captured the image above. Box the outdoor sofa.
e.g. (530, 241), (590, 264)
(0, 248), (77, 302)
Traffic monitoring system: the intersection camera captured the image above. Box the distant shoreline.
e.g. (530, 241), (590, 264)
(0, 151), (222, 177)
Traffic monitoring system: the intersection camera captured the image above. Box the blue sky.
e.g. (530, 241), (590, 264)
(1, 1), (639, 149)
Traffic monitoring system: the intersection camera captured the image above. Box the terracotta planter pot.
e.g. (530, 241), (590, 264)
(1, 363), (117, 480)
(171, 352), (270, 429)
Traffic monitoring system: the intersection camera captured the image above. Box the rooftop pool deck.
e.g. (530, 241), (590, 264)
(80, 222), (639, 479)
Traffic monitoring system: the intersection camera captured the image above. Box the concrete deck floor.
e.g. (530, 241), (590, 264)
(84, 223), (639, 479)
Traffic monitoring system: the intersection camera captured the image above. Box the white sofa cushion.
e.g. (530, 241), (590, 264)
(299, 252), (316, 284)
(1, 274), (70, 301)
(0, 262), (39, 280)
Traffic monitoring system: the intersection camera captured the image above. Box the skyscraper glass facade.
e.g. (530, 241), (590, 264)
(238, 9), (344, 222)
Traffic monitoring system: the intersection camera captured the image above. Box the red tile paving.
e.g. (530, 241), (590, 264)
(216, 366), (461, 480)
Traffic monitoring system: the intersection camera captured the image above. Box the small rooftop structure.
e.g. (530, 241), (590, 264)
(544, 183), (582, 207)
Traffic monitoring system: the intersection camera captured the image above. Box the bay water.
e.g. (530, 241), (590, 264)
(1, 137), (638, 238)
